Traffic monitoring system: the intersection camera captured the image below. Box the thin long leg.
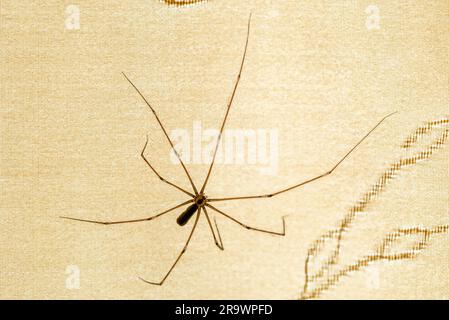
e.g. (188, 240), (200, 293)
(139, 208), (201, 285)
(206, 204), (286, 236)
(208, 112), (396, 202)
(141, 135), (194, 197)
(60, 200), (193, 225)
(122, 72), (198, 195)
(203, 206), (224, 250)
(200, 13), (252, 194)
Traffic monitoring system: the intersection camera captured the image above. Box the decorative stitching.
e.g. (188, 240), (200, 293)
(301, 116), (449, 299)
(161, 0), (209, 7)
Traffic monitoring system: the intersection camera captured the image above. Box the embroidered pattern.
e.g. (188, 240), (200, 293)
(301, 116), (449, 299)
(161, 0), (209, 7)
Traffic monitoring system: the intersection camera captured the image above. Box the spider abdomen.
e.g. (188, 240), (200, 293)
(177, 203), (198, 226)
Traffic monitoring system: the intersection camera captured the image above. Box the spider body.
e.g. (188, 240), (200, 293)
(177, 194), (207, 226)
(61, 14), (395, 286)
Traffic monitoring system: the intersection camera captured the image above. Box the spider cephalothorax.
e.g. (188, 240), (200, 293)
(195, 194), (207, 207)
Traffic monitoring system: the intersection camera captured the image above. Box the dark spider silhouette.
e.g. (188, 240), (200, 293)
(61, 14), (395, 285)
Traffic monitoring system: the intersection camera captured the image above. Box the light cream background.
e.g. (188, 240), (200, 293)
(1, 0), (448, 299)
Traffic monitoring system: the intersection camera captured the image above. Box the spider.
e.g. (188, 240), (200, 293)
(61, 14), (395, 285)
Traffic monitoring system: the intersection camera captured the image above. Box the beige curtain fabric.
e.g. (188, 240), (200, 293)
(1, 0), (447, 299)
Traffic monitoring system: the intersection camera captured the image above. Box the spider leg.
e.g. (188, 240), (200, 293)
(122, 72), (198, 195)
(141, 135), (194, 197)
(208, 112), (396, 202)
(203, 206), (224, 250)
(206, 204), (286, 236)
(200, 13), (252, 194)
(139, 209), (201, 285)
(60, 200), (193, 225)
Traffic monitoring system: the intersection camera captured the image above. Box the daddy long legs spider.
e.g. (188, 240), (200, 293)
(61, 14), (396, 285)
